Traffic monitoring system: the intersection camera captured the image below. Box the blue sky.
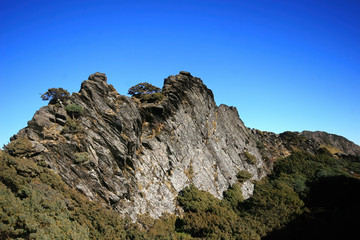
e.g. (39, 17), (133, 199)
(1, 0), (359, 146)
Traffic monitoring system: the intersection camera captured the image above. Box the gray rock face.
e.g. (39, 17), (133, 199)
(11, 71), (359, 220)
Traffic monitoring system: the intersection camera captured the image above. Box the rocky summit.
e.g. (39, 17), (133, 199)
(10, 72), (360, 221)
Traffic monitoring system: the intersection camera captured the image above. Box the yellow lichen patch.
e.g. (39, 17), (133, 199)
(154, 122), (164, 136)
(137, 182), (143, 191)
(164, 181), (176, 194)
(212, 120), (217, 134)
(104, 109), (116, 116)
(184, 159), (194, 180)
(321, 145), (343, 155)
(120, 132), (130, 141)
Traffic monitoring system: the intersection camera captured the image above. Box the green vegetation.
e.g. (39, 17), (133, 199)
(128, 82), (164, 103)
(177, 184), (221, 213)
(222, 183), (244, 211)
(173, 150), (360, 239)
(176, 184), (259, 239)
(237, 170), (253, 182)
(3, 137), (33, 157)
(2, 135), (359, 239)
(244, 151), (257, 164)
(41, 88), (70, 105)
(65, 104), (84, 118)
(128, 82), (161, 97)
(75, 152), (89, 164)
(139, 92), (164, 103)
(61, 118), (83, 134)
(0, 150), (145, 239)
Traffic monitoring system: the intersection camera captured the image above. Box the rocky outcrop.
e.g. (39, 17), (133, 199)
(9, 71), (359, 220)
(251, 129), (360, 161)
(300, 131), (360, 156)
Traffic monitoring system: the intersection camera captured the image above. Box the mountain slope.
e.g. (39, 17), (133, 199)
(3, 71), (360, 239)
(10, 72), (270, 220)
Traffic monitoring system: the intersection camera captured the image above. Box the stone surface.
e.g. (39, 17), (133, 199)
(179, 71), (191, 76)
(10, 72), (360, 220)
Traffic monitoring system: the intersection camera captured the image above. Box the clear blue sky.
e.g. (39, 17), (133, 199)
(1, 0), (359, 146)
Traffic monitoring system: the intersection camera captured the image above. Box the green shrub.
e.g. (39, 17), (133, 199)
(236, 170), (253, 182)
(0, 150), (144, 239)
(61, 119), (83, 134)
(244, 151), (257, 164)
(316, 169), (333, 178)
(176, 184), (260, 239)
(4, 137), (33, 157)
(241, 178), (305, 234)
(222, 183), (244, 210)
(65, 104), (84, 118)
(139, 92), (164, 103)
(128, 82), (164, 103)
(75, 152), (89, 164)
(1, 138), (358, 239)
(177, 184), (220, 213)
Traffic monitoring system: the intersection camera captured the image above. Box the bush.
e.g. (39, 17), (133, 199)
(237, 170), (253, 182)
(0, 150), (144, 239)
(4, 137), (33, 157)
(74, 152), (89, 164)
(244, 151), (257, 164)
(65, 104), (84, 118)
(139, 92), (164, 103)
(241, 178), (305, 234)
(222, 183), (244, 210)
(177, 184), (220, 213)
(176, 184), (260, 239)
(292, 175), (307, 194)
(61, 119), (83, 134)
(128, 82), (164, 103)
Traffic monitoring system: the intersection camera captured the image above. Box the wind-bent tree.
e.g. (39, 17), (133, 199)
(128, 82), (161, 98)
(41, 88), (70, 105)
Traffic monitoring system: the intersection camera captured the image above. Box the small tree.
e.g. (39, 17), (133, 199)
(236, 170), (252, 183)
(128, 82), (161, 98)
(65, 104), (84, 118)
(41, 88), (70, 105)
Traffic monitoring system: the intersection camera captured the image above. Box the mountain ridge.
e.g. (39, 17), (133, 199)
(7, 72), (360, 221)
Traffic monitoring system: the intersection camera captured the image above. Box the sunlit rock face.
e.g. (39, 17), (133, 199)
(13, 71), (359, 220)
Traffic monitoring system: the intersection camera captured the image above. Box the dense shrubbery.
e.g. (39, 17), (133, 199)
(61, 118), (83, 134)
(0, 150), (146, 239)
(237, 170), (253, 182)
(74, 152), (89, 164)
(65, 104), (84, 118)
(244, 151), (257, 164)
(174, 150), (359, 239)
(2, 136), (359, 239)
(3, 137), (33, 157)
(139, 92), (164, 103)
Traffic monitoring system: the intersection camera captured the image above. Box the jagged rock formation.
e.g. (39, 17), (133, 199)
(9, 71), (360, 220)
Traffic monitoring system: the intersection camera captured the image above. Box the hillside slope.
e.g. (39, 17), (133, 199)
(6, 72), (360, 221)
(9, 72), (271, 220)
(2, 71), (360, 239)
